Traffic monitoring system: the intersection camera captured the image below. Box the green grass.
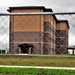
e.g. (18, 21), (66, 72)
(0, 54), (75, 67)
(0, 67), (75, 75)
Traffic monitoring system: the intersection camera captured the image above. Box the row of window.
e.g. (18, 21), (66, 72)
(43, 33), (56, 44)
(56, 30), (67, 37)
(56, 37), (68, 45)
(44, 22), (56, 33)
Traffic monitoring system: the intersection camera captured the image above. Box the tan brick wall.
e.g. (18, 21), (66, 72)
(10, 9), (44, 32)
(56, 22), (68, 54)
(14, 15), (41, 32)
(57, 22), (68, 30)
(9, 7), (69, 54)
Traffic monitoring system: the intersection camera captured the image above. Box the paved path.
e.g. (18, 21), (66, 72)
(17, 54), (75, 58)
(0, 65), (75, 70)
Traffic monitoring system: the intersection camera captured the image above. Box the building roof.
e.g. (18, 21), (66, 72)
(7, 6), (46, 12)
(7, 6), (54, 13)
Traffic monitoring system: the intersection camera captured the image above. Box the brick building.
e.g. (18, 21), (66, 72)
(7, 6), (69, 54)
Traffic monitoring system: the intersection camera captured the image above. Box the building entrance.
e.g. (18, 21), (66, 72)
(18, 44), (34, 54)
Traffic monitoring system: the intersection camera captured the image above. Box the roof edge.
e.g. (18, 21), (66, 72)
(7, 6), (46, 12)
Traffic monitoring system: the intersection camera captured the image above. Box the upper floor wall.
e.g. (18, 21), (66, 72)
(8, 6), (69, 32)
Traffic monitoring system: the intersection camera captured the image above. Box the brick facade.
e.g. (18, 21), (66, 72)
(8, 6), (69, 54)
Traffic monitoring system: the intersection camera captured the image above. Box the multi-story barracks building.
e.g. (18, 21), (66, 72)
(7, 6), (69, 54)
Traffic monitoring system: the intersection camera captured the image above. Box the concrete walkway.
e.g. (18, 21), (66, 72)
(0, 65), (75, 70)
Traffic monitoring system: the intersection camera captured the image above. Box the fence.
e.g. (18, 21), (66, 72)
(0, 12), (75, 75)
(0, 12), (75, 54)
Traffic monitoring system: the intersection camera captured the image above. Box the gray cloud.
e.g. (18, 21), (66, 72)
(0, 0), (75, 48)
(1, 0), (75, 12)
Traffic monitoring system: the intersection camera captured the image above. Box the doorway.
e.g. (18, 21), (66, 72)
(18, 44), (34, 54)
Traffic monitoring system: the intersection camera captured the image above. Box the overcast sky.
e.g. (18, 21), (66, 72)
(1, 0), (75, 13)
(0, 0), (75, 49)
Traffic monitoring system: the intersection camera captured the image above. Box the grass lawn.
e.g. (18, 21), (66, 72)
(0, 67), (75, 75)
(0, 54), (75, 67)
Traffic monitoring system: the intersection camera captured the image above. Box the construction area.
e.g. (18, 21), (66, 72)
(0, 6), (75, 54)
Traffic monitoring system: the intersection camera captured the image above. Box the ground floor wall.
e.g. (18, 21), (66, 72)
(10, 43), (56, 54)
(56, 46), (68, 54)
(9, 30), (68, 54)
(9, 31), (56, 54)
(10, 43), (42, 54)
(56, 30), (68, 54)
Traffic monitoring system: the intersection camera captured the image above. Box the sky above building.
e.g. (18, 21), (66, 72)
(0, 0), (75, 50)
(0, 0), (75, 13)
